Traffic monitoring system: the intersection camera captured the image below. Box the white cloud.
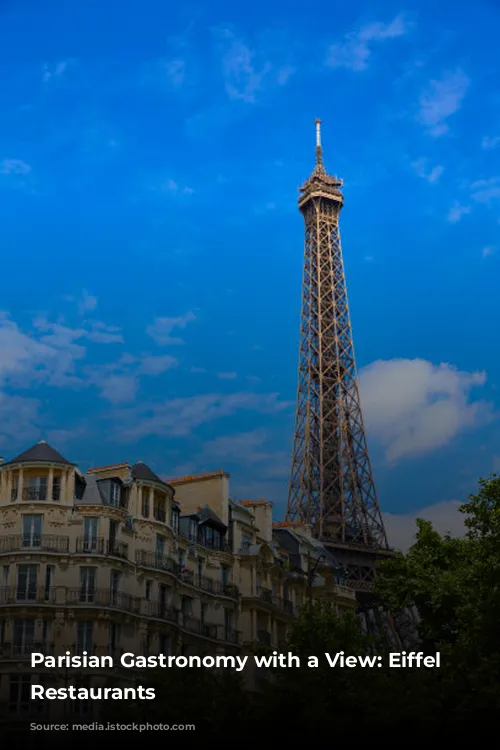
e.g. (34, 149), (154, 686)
(138, 355), (178, 375)
(42, 60), (71, 83)
(470, 176), (500, 203)
(157, 179), (194, 196)
(163, 58), (185, 87)
(113, 391), (291, 440)
(326, 15), (410, 71)
(418, 69), (470, 136)
(96, 374), (138, 404)
(447, 203), (471, 223)
(411, 158), (444, 183)
(384, 501), (465, 552)
(0, 392), (41, 448)
(0, 159), (31, 175)
(481, 135), (500, 150)
(78, 290), (97, 315)
(359, 358), (493, 462)
(482, 246), (496, 258)
(217, 371), (237, 380)
(146, 312), (196, 345)
(213, 27), (293, 103)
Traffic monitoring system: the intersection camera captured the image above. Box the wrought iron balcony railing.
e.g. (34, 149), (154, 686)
(75, 538), (128, 559)
(0, 641), (54, 657)
(197, 576), (239, 599)
(135, 549), (180, 575)
(0, 535), (69, 554)
(65, 588), (139, 613)
(0, 586), (56, 605)
(141, 600), (179, 624)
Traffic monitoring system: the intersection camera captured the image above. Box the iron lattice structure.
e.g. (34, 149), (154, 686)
(286, 121), (391, 590)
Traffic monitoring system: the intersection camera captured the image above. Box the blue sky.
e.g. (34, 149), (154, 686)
(0, 0), (499, 545)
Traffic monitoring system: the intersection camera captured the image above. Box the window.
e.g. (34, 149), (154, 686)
(9, 675), (32, 713)
(83, 518), (99, 551)
(3, 565), (9, 586)
(80, 567), (96, 603)
(13, 619), (35, 655)
(171, 507), (179, 534)
(111, 482), (121, 507)
(204, 526), (213, 547)
(224, 609), (234, 639)
(110, 571), (120, 604)
(156, 535), (166, 559)
(189, 519), (197, 541)
(109, 520), (118, 552)
(145, 580), (152, 600)
(242, 534), (252, 549)
(109, 623), (120, 655)
(197, 558), (203, 581)
(141, 493), (149, 518)
(178, 548), (186, 570)
(201, 603), (206, 624)
(11, 476), (18, 501)
(52, 475), (61, 501)
(159, 634), (171, 655)
(16, 565), (37, 601)
(22, 514), (43, 548)
(77, 621), (93, 653)
(221, 566), (229, 585)
(44, 565), (54, 601)
(26, 476), (47, 501)
(159, 584), (169, 615)
(181, 596), (192, 616)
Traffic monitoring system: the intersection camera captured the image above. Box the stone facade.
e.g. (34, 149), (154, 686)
(0, 441), (356, 718)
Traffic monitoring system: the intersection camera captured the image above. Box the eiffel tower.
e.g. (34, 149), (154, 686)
(286, 120), (392, 597)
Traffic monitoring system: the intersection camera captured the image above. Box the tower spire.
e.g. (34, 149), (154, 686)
(287, 120), (390, 592)
(315, 118), (323, 167)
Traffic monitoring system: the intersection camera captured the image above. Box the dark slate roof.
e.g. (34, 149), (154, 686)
(76, 475), (104, 505)
(6, 441), (73, 466)
(131, 462), (169, 487)
(197, 505), (227, 529)
(180, 504), (227, 529)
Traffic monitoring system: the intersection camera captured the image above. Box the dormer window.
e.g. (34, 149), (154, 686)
(171, 507), (180, 535)
(189, 519), (197, 542)
(110, 483), (121, 507)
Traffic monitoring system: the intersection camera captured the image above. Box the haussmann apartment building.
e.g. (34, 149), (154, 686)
(0, 440), (356, 721)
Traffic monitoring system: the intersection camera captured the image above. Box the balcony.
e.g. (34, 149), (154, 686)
(0, 641), (54, 658)
(0, 586), (56, 605)
(107, 540), (128, 559)
(142, 600), (179, 624)
(200, 623), (218, 639)
(181, 614), (199, 633)
(0, 535), (69, 554)
(75, 538), (128, 559)
(135, 549), (179, 575)
(65, 588), (138, 613)
(198, 576), (239, 599)
(76, 537), (106, 554)
(223, 629), (240, 645)
(256, 587), (295, 615)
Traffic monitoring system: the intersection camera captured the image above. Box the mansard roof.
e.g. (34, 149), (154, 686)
(180, 504), (227, 529)
(131, 461), (170, 487)
(5, 440), (73, 466)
